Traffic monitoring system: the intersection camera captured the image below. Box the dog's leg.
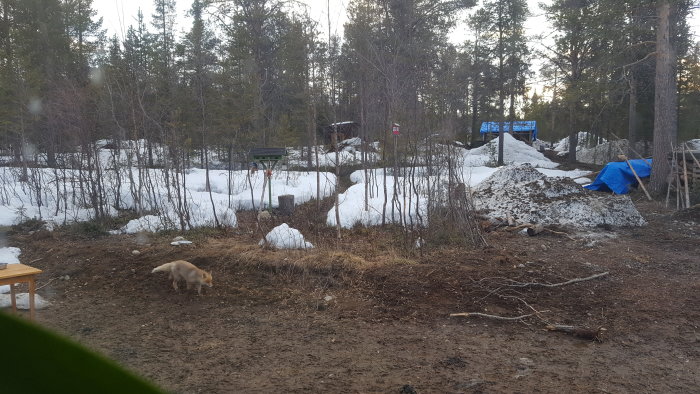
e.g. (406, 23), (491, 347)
(172, 280), (179, 291)
(196, 283), (202, 295)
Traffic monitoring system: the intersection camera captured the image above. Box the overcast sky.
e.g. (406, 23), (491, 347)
(93, 0), (699, 98)
(94, 0), (698, 41)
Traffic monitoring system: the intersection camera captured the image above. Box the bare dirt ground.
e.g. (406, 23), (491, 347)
(7, 199), (700, 393)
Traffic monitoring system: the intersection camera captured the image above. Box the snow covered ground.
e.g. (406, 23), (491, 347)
(0, 166), (336, 233)
(0, 133), (604, 280)
(326, 134), (594, 229)
(285, 138), (381, 168)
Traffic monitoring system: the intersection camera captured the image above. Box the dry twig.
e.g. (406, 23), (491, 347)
(546, 325), (607, 341)
(449, 312), (537, 321)
(505, 271), (609, 288)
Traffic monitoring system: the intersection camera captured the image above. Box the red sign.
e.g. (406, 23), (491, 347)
(392, 123), (400, 136)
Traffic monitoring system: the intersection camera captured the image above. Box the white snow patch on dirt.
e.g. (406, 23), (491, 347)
(0, 293), (50, 310)
(260, 223), (313, 249)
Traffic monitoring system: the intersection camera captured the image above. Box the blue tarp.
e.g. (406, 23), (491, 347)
(480, 121), (538, 140)
(584, 159), (652, 195)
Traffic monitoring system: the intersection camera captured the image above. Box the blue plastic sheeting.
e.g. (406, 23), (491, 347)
(584, 159), (652, 195)
(480, 121), (538, 140)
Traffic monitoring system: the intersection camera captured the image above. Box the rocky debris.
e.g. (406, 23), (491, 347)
(672, 204), (700, 223)
(472, 164), (647, 228)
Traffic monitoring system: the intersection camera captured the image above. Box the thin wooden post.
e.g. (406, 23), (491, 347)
(682, 145), (691, 208)
(615, 146), (652, 200)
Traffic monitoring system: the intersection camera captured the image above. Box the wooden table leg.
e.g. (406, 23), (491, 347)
(10, 282), (16, 312)
(29, 278), (36, 320)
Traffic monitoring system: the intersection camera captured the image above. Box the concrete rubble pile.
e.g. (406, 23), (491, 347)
(472, 164), (647, 228)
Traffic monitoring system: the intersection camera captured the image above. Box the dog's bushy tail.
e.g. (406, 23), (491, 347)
(151, 262), (174, 274)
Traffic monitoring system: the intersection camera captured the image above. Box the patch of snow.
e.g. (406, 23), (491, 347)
(684, 139), (700, 150)
(260, 223), (313, 249)
(0, 293), (50, 310)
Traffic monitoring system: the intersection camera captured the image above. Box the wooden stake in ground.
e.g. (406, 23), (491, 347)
(610, 132), (652, 167)
(676, 171), (683, 209)
(682, 145), (691, 209)
(684, 143), (700, 169)
(666, 145), (676, 208)
(616, 151), (652, 201)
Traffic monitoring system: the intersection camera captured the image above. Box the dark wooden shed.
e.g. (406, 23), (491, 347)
(323, 121), (360, 145)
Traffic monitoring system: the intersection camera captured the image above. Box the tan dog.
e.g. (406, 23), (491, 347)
(152, 260), (213, 295)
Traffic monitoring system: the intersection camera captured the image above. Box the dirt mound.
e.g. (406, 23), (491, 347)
(672, 204), (700, 222)
(472, 164), (646, 227)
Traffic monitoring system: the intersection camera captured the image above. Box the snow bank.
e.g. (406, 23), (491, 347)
(553, 132), (604, 154)
(685, 139), (700, 150)
(463, 133), (558, 168)
(553, 135), (653, 165)
(577, 140), (630, 165)
(472, 164), (646, 227)
(330, 162), (590, 229)
(286, 138), (380, 168)
(0, 166), (336, 232)
(260, 223), (313, 249)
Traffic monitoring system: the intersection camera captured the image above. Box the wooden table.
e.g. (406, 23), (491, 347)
(0, 264), (42, 320)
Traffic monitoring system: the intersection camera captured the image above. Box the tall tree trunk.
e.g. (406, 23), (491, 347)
(627, 70), (638, 158)
(567, 100), (577, 163)
(650, 1), (678, 194)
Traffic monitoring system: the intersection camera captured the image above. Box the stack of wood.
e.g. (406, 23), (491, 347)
(667, 143), (700, 209)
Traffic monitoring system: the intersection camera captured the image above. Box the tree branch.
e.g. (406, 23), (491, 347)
(505, 272), (609, 288)
(449, 312), (537, 321)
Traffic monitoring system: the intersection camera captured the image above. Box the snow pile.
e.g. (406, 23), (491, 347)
(260, 223), (313, 249)
(472, 164), (647, 227)
(0, 247), (22, 293)
(463, 133), (558, 168)
(113, 200), (238, 234)
(286, 138), (380, 168)
(0, 166), (336, 230)
(554, 135), (652, 165)
(577, 139), (631, 165)
(532, 139), (551, 152)
(328, 164), (592, 229)
(327, 169), (429, 229)
(553, 132), (604, 154)
(685, 139), (700, 150)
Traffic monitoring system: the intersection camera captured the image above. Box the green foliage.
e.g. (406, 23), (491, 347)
(0, 312), (163, 393)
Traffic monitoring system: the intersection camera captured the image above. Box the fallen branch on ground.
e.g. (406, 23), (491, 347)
(449, 312), (537, 321)
(506, 271), (609, 288)
(546, 324), (607, 341)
